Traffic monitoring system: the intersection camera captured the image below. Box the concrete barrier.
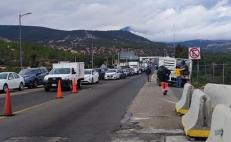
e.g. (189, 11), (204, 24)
(206, 104), (231, 142)
(182, 89), (211, 137)
(175, 83), (193, 115)
(204, 83), (231, 110)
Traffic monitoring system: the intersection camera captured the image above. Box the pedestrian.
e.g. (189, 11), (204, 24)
(175, 66), (183, 88)
(145, 66), (152, 82)
(157, 66), (171, 95)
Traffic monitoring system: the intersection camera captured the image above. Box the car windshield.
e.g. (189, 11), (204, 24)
(0, 73), (8, 79)
(107, 70), (117, 73)
(84, 70), (92, 74)
(50, 68), (70, 74)
(19, 69), (33, 75)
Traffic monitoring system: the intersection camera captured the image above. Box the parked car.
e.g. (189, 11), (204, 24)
(123, 69), (130, 77)
(119, 70), (127, 79)
(82, 69), (99, 84)
(94, 68), (105, 80)
(127, 68), (135, 76)
(104, 69), (121, 80)
(19, 68), (48, 88)
(0, 72), (24, 93)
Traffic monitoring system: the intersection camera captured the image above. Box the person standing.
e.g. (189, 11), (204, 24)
(175, 66), (183, 88)
(145, 66), (152, 82)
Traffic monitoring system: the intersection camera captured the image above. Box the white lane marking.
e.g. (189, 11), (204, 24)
(0, 101), (49, 120)
(0, 93), (69, 120)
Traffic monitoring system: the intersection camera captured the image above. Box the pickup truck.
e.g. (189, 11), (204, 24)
(43, 62), (84, 91)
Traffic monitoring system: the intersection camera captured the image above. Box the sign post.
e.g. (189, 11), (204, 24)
(188, 47), (201, 82)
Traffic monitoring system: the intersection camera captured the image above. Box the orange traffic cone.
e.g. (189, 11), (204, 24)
(4, 87), (13, 116)
(56, 80), (63, 99)
(72, 79), (77, 94)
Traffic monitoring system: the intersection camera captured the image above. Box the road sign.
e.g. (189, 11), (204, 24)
(189, 47), (201, 60)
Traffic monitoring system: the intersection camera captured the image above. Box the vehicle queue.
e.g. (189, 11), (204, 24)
(0, 62), (144, 93)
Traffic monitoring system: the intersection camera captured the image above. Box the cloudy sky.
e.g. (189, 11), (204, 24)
(1, 0), (231, 42)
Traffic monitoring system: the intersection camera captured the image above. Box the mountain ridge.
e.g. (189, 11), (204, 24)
(176, 39), (231, 52)
(0, 25), (169, 56)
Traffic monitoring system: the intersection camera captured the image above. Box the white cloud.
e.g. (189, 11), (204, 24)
(0, 0), (231, 41)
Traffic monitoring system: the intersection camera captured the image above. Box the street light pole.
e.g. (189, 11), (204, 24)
(19, 12), (32, 69)
(91, 36), (94, 69)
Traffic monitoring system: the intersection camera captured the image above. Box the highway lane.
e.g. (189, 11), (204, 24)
(0, 83), (103, 115)
(0, 74), (146, 142)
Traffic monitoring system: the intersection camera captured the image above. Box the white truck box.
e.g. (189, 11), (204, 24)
(52, 62), (84, 79)
(44, 62), (84, 91)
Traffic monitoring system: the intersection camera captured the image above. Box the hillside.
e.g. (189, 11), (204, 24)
(0, 25), (169, 56)
(177, 40), (231, 52)
(0, 39), (87, 72)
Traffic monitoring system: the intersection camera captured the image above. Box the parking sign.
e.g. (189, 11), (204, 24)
(189, 47), (201, 60)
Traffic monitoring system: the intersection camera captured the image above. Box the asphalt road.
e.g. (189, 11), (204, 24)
(0, 74), (146, 142)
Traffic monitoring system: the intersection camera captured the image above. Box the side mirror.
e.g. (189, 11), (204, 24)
(72, 71), (76, 74)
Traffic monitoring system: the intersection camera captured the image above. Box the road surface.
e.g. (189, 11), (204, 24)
(0, 74), (146, 142)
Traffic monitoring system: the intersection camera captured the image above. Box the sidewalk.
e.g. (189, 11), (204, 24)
(128, 73), (182, 130)
(112, 74), (205, 142)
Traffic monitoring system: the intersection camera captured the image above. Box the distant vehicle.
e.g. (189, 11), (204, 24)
(119, 70), (127, 79)
(122, 69), (130, 76)
(104, 69), (121, 80)
(19, 68), (48, 88)
(128, 61), (139, 68)
(0, 72), (24, 93)
(82, 69), (99, 84)
(158, 57), (192, 86)
(43, 62), (84, 91)
(94, 68), (105, 80)
(129, 68), (136, 76)
(129, 62), (141, 74)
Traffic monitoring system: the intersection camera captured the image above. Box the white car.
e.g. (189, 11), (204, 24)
(82, 69), (99, 84)
(0, 72), (25, 92)
(104, 69), (121, 80)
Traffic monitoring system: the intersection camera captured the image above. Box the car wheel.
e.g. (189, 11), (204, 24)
(18, 82), (24, 91)
(33, 80), (38, 88)
(3, 84), (8, 93)
(69, 80), (73, 91)
(44, 87), (50, 92)
(78, 81), (82, 89)
(91, 78), (94, 84)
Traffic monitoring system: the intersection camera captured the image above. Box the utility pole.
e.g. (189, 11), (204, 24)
(197, 60), (199, 82)
(117, 51), (120, 67)
(212, 63), (215, 82)
(19, 12), (32, 69)
(91, 37), (94, 69)
(173, 24), (176, 58)
(223, 63), (225, 84)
